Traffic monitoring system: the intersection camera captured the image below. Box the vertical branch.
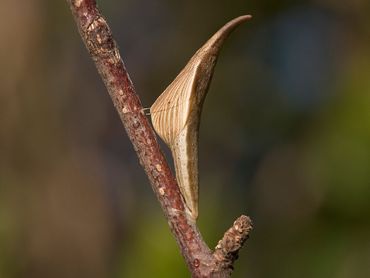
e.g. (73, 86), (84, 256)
(66, 1), (252, 277)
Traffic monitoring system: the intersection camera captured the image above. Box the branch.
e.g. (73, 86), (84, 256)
(66, 1), (252, 276)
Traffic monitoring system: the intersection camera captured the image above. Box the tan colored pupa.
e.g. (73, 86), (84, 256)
(150, 15), (251, 220)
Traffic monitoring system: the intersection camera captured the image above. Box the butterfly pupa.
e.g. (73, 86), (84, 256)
(150, 15), (251, 220)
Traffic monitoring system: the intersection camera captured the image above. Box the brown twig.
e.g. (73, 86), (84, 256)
(66, 1), (252, 276)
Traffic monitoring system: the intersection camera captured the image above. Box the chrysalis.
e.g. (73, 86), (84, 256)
(150, 15), (251, 220)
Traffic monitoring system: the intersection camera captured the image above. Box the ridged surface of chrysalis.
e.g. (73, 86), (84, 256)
(150, 15), (251, 220)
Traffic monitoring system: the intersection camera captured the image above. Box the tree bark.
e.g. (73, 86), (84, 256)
(66, 1), (252, 276)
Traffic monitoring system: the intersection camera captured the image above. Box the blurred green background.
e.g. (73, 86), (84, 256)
(1, 0), (370, 277)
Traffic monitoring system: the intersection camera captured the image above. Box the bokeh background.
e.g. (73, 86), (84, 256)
(1, 0), (370, 277)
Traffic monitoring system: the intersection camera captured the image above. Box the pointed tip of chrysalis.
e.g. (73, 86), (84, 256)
(200, 14), (252, 53)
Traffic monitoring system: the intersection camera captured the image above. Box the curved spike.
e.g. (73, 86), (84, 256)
(150, 15), (251, 220)
(195, 15), (252, 59)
